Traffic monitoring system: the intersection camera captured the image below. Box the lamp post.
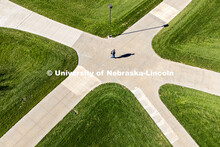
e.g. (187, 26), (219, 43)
(108, 4), (113, 38)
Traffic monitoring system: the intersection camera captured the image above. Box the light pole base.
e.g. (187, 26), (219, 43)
(108, 35), (112, 39)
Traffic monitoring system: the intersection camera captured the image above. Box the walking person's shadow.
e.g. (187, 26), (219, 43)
(115, 53), (135, 59)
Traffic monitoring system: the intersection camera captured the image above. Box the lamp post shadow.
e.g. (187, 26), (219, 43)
(113, 24), (169, 37)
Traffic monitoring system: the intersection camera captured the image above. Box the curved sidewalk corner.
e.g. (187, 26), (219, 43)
(0, 66), (102, 147)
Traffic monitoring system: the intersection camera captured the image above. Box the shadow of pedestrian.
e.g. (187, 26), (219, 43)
(116, 53), (135, 59)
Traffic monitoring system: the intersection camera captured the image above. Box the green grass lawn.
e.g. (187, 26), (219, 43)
(37, 83), (170, 147)
(10, 0), (162, 37)
(152, 0), (220, 72)
(0, 28), (78, 137)
(159, 84), (220, 146)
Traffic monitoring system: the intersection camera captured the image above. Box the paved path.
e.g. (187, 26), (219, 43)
(0, 66), (101, 147)
(1, 0), (220, 146)
(132, 87), (179, 144)
(0, 0), (83, 47)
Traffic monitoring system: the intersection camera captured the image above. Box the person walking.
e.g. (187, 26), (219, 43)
(111, 49), (116, 58)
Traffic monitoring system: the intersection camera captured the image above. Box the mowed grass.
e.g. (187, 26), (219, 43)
(10, 0), (162, 37)
(152, 0), (220, 72)
(0, 28), (78, 137)
(37, 83), (171, 147)
(159, 84), (220, 146)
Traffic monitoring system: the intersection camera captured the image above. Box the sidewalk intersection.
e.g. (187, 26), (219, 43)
(1, 0), (220, 146)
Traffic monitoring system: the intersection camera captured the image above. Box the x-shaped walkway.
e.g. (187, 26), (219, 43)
(1, 0), (220, 146)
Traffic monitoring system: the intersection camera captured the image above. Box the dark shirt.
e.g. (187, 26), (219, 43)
(111, 49), (115, 55)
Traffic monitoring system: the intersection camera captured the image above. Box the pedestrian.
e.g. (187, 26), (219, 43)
(111, 49), (116, 58)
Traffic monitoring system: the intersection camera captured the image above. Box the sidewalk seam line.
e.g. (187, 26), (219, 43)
(15, 11), (33, 29)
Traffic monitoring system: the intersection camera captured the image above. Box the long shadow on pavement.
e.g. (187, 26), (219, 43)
(114, 24), (169, 36)
(116, 53), (135, 59)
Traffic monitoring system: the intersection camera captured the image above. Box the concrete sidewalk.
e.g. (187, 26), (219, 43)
(1, 0), (220, 146)
(0, 66), (101, 147)
(132, 87), (179, 144)
(0, 0), (83, 47)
